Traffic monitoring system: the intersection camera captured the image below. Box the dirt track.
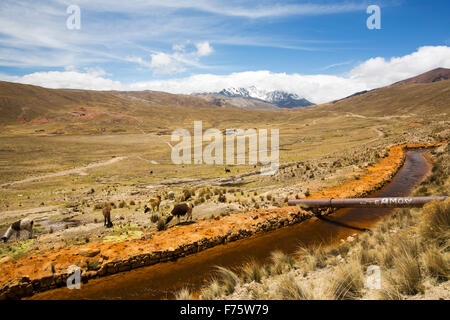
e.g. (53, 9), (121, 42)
(0, 156), (128, 188)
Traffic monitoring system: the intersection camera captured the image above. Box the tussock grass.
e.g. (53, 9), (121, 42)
(175, 288), (194, 300)
(268, 250), (296, 275)
(377, 283), (404, 300)
(241, 259), (265, 283)
(276, 274), (313, 300)
(395, 235), (421, 260)
(419, 199), (450, 246)
(200, 279), (223, 300)
(214, 266), (241, 295)
(328, 258), (364, 300)
(421, 246), (449, 282)
(296, 245), (328, 273)
(357, 245), (378, 267)
(390, 252), (423, 295)
(378, 243), (396, 269)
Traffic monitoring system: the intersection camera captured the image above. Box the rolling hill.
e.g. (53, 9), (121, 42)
(0, 81), (237, 126)
(393, 67), (450, 85)
(323, 78), (450, 116)
(331, 68), (450, 105)
(0, 67), (448, 129)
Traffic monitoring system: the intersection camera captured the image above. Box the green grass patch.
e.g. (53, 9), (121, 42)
(0, 239), (35, 259)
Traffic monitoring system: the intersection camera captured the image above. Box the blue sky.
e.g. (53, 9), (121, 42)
(0, 0), (449, 103)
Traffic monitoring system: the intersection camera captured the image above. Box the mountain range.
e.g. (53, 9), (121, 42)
(195, 86), (314, 110)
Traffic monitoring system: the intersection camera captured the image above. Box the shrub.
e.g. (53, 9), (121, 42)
(416, 185), (430, 196)
(87, 259), (101, 271)
(182, 189), (192, 201)
(198, 188), (207, 197)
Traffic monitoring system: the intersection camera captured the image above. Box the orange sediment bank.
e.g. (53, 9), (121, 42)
(307, 143), (442, 199)
(0, 142), (444, 299)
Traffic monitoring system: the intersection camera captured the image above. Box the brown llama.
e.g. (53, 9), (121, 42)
(145, 195), (161, 213)
(165, 203), (194, 224)
(102, 204), (113, 228)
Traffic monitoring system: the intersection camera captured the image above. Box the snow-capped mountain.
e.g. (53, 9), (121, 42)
(218, 86), (267, 100)
(216, 86), (314, 108)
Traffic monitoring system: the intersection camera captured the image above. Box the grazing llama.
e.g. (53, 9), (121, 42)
(1, 219), (34, 242)
(145, 195), (161, 213)
(103, 204), (113, 228)
(165, 203), (194, 224)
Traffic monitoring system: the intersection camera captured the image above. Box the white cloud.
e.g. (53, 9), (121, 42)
(149, 52), (187, 74)
(3, 46), (450, 103)
(125, 56), (150, 68)
(127, 42), (214, 74)
(196, 41), (214, 56)
(5, 69), (122, 91)
(321, 60), (353, 71)
(172, 43), (186, 52)
(348, 46), (450, 88)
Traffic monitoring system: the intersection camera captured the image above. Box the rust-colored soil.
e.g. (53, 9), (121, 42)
(0, 142), (442, 292)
